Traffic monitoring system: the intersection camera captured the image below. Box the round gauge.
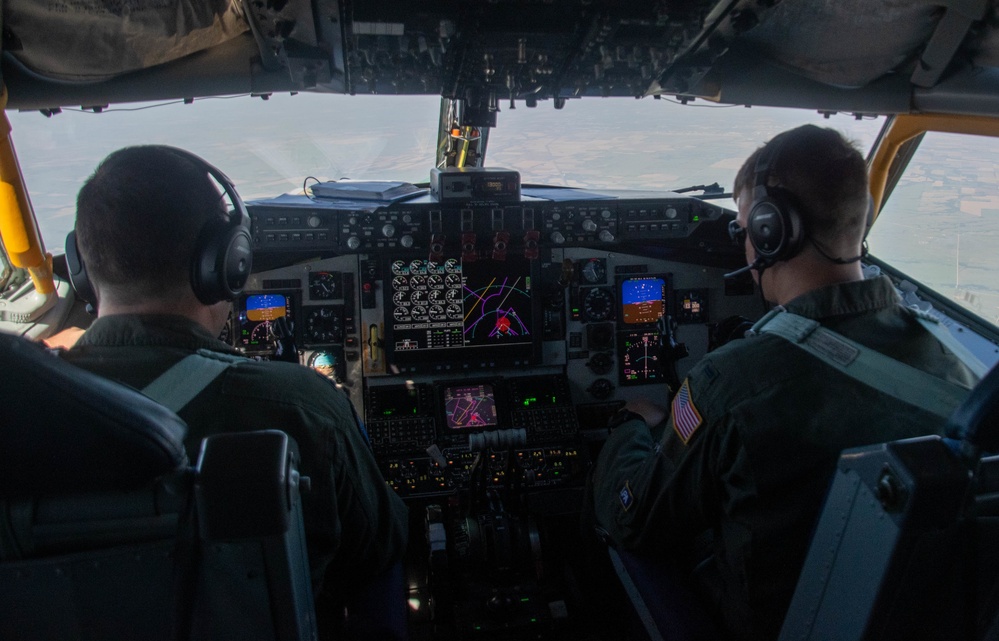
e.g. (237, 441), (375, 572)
(410, 290), (427, 304)
(582, 287), (614, 322)
(392, 275), (409, 290)
(427, 260), (444, 274)
(447, 304), (463, 319)
(307, 350), (340, 382)
(409, 259), (427, 274)
(393, 291), (411, 306)
(429, 304), (446, 320)
(391, 260), (408, 275)
(444, 258), (460, 273)
(305, 306), (342, 344)
(587, 378), (614, 400)
(428, 274), (444, 289)
(411, 305), (428, 319)
(445, 273), (462, 287)
(309, 271), (340, 300)
(581, 258), (607, 284)
(428, 289), (445, 304)
(410, 275), (427, 289)
(446, 288), (462, 303)
(393, 307), (411, 321)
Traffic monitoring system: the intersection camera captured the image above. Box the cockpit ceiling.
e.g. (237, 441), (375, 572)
(4, 0), (999, 116)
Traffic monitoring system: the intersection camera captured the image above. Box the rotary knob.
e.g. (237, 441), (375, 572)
(307, 215), (322, 228)
(550, 231), (566, 245)
(582, 219), (598, 233)
(346, 236), (361, 250)
(400, 235), (414, 248)
(382, 223), (396, 238)
(599, 229), (615, 243)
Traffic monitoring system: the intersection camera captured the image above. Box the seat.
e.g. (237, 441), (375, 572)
(0, 332), (317, 641)
(779, 362), (999, 641)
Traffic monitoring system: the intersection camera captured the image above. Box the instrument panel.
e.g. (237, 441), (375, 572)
(227, 189), (758, 499)
(223, 189), (761, 636)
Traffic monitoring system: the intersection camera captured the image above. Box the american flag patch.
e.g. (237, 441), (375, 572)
(672, 379), (703, 444)
(619, 482), (634, 511)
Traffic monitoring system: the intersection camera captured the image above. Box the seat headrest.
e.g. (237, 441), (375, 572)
(0, 332), (188, 498)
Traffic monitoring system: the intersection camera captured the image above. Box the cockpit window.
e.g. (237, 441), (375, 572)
(7, 93), (442, 247)
(8, 94), (884, 249)
(486, 99), (884, 194)
(868, 132), (999, 325)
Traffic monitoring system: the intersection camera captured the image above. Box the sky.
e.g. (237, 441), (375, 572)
(7, 93), (997, 322)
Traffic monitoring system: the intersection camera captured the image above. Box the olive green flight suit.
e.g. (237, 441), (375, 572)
(589, 276), (977, 640)
(65, 314), (408, 620)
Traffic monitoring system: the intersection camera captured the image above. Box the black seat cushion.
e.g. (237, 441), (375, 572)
(0, 332), (187, 497)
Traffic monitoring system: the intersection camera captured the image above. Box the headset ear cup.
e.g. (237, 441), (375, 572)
(191, 217), (254, 305)
(65, 230), (97, 306)
(222, 226), (253, 298)
(747, 191), (804, 265)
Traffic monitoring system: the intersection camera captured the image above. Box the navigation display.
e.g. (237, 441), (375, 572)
(238, 293), (296, 355)
(619, 329), (664, 385)
(444, 383), (498, 430)
(385, 255), (539, 365)
(619, 275), (670, 326)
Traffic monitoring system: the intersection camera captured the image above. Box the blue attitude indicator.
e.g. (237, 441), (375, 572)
(621, 277), (666, 325)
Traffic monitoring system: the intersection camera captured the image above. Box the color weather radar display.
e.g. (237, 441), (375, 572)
(385, 255), (539, 366)
(444, 383), (498, 430)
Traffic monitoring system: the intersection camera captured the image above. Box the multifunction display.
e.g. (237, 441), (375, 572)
(619, 275), (669, 325)
(386, 255), (538, 365)
(238, 292), (295, 356)
(443, 383), (499, 430)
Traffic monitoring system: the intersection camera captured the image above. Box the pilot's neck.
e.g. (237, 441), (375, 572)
(96, 290), (230, 337)
(763, 250), (865, 306)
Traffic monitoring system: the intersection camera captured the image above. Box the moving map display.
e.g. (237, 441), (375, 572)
(444, 384), (498, 429)
(386, 255), (537, 363)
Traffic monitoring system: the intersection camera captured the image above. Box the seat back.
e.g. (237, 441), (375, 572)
(780, 362), (999, 641)
(0, 332), (316, 641)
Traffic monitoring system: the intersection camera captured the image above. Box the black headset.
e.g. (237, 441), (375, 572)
(65, 146), (253, 308)
(746, 138), (805, 267)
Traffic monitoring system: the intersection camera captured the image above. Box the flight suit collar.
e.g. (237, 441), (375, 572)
(781, 276), (900, 321)
(77, 313), (240, 355)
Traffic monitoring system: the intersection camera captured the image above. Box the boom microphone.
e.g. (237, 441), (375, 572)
(724, 257), (764, 280)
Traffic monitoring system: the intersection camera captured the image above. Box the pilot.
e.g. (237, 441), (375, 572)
(588, 125), (979, 641)
(62, 146), (408, 636)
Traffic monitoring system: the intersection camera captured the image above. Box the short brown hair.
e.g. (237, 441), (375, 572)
(734, 125), (870, 246)
(75, 146), (226, 303)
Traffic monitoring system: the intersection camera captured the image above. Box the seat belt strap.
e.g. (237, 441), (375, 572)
(750, 309), (972, 419)
(142, 349), (244, 413)
(908, 307), (991, 379)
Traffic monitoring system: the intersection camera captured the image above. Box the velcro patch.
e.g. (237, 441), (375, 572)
(672, 379), (703, 444)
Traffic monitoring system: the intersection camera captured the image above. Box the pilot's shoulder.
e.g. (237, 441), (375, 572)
(220, 359), (352, 413)
(686, 333), (801, 401)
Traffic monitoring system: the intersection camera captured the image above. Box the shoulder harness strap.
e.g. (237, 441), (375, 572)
(749, 308), (973, 419)
(142, 349), (246, 414)
(907, 307), (991, 379)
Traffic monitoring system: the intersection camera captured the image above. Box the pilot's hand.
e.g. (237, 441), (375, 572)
(709, 315), (754, 351)
(625, 398), (668, 427)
